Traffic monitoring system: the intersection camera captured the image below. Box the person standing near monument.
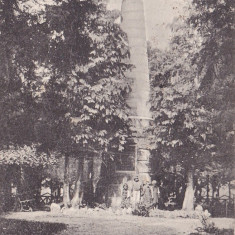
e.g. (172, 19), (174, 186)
(121, 183), (129, 209)
(131, 175), (142, 208)
(141, 180), (152, 208)
(151, 180), (160, 209)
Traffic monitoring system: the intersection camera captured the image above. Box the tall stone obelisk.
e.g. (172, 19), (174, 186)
(121, 0), (151, 182)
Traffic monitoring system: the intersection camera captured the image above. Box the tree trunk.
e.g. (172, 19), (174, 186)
(63, 155), (71, 207)
(206, 175), (210, 200)
(82, 157), (92, 205)
(0, 166), (4, 213)
(35, 167), (43, 206)
(92, 153), (102, 195)
(182, 169), (195, 211)
(13, 166), (22, 211)
(71, 178), (83, 207)
(71, 157), (84, 207)
(19, 165), (29, 200)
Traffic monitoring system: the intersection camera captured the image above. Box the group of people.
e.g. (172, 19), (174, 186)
(121, 175), (160, 209)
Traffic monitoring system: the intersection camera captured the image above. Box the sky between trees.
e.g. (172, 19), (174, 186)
(108, 0), (190, 49)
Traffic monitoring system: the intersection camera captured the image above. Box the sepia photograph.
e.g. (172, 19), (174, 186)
(0, 0), (234, 234)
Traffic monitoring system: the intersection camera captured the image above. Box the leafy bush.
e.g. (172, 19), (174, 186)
(197, 212), (218, 234)
(191, 211), (234, 235)
(132, 203), (150, 217)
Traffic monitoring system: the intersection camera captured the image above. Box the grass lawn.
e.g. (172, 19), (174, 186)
(1, 212), (234, 235)
(0, 217), (177, 235)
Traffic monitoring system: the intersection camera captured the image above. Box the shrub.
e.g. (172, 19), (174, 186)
(132, 203), (150, 217)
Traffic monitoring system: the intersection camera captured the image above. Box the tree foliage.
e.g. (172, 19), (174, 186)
(0, 0), (44, 147)
(0, 0), (132, 163)
(0, 145), (56, 167)
(36, 0), (132, 156)
(148, 0), (235, 206)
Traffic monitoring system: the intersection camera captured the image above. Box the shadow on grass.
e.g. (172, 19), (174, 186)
(0, 218), (67, 235)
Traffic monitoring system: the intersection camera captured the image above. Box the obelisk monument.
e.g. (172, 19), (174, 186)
(121, 0), (151, 182)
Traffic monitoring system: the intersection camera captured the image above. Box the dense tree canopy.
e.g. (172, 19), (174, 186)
(38, 0), (132, 156)
(0, 0), (132, 161)
(0, 0), (45, 148)
(148, 0), (234, 209)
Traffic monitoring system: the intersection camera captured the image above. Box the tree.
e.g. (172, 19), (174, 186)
(0, 0), (51, 148)
(148, 0), (234, 211)
(148, 39), (210, 211)
(0, 0), (55, 212)
(0, 0), (132, 209)
(189, 0), (235, 205)
(36, 0), (132, 207)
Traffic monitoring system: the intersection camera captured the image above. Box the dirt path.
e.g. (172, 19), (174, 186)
(2, 211), (234, 235)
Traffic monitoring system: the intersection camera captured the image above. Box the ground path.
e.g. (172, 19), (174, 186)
(2, 211), (234, 235)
